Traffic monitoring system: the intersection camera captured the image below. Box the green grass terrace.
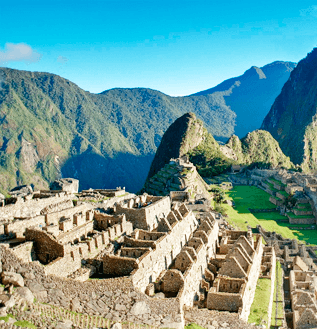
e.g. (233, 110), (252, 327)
(222, 185), (317, 245)
(268, 177), (286, 187)
(248, 278), (272, 326)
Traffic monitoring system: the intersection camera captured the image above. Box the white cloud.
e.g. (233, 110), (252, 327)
(0, 43), (42, 65)
(57, 55), (68, 64)
(300, 5), (317, 18)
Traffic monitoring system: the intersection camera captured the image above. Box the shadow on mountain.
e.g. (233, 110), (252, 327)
(61, 151), (154, 193)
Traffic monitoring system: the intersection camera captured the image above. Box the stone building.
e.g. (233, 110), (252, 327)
(0, 179), (281, 328)
(206, 231), (263, 321)
(115, 195), (171, 231)
(289, 266), (317, 329)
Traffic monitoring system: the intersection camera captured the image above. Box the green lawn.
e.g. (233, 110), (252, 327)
(296, 203), (312, 210)
(277, 190), (289, 197)
(223, 185), (317, 245)
(185, 324), (205, 329)
(266, 182), (279, 193)
(13, 320), (36, 329)
(248, 278), (272, 326)
(287, 212), (314, 220)
(269, 178), (286, 187)
(271, 261), (284, 328)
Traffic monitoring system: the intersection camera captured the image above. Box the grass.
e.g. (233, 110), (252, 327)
(269, 178), (286, 186)
(0, 314), (15, 322)
(13, 320), (37, 329)
(223, 185), (317, 245)
(266, 182), (279, 192)
(271, 261), (284, 327)
(287, 212), (315, 219)
(277, 190), (289, 197)
(185, 324), (205, 329)
(248, 278), (272, 326)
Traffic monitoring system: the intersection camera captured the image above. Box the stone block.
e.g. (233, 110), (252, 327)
(1, 272), (24, 287)
(50, 178), (79, 193)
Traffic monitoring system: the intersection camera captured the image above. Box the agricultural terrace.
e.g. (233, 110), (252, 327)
(222, 185), (317, 245)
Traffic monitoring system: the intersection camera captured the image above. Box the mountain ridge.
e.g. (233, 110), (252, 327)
(261, 48), (317, 172)
(0, 61), (295, 193)
(192, 61), (296, 138)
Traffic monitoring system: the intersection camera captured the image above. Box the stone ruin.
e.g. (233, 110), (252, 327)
(144, 157), (211, 202)
(0, 178), (275, 328)
(289, 262), (317, 329)
(229, 168), (317, 227)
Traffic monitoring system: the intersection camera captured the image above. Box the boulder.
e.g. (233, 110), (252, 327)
(14, 287), (34, 303)
(130, 301), (150, 315)
(27, 282), (47, 302)
(1, 272), (24, 287)
(0, 294), (15, 308)
(9, 185), (33, 198)
(111, 323), (122, 329)
(0, 306), (7, 317)
(50, 178), (79, 193)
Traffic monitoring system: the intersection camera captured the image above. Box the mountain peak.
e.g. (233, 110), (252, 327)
(262, 47), (317, 171)
(145, 112), (205, 180)
(244, 66), (266, 79)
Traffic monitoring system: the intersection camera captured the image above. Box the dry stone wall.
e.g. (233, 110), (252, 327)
(0, 245), (185, 328)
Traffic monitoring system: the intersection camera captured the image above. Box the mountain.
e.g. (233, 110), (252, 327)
(261, 48), (317, 172)
(145, 113), (294, 187)
(0, 68), (237, 193)
(0, 61), (295, 194)
(193, 61), (296, 138)
(225, 130), (294, 169)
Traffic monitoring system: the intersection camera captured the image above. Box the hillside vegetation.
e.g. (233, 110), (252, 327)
(193, 61), (296, 138)
(0, 61), (294, 193)
(226, 130), (294, 169)
(262, 48), (317, 173)
(145, 113), (294, 185)
(0, 68), (238, 193)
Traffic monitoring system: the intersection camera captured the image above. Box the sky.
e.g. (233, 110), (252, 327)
(1, 0), (317, 96)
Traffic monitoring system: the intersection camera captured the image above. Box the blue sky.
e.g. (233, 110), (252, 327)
(1, 0), (317, 95)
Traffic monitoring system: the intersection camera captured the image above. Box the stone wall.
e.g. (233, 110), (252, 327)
(266, 247), (276, 329)
(0, 244), (184, 328)
(4, 215), (46, 238)
(57, 220), (94, 244)
(44, 247), (82, 278)
(25, 228), (65, 264)
(0, 193), (72, 222)
(103, 209), (198, 293)
(116, 196), (171, 231)
(45, 204), (91, 225)
(240, 235), (264, 321)
(10, 241), (34, 262)
(180, 219), (219, 306)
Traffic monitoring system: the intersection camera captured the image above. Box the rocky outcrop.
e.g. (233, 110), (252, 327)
(146, 113), (206, 180)
(1, 272), (24, 287)
(144, 157), (210, 200)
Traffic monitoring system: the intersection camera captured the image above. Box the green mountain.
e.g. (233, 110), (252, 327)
(193, 61), (296, 138)
(261, 48), (317, 172)
(0, 61), (295, 194)
(0, 68), (237, 193)
(145, 113), (294, 186)
(225, 130), (294, 169)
